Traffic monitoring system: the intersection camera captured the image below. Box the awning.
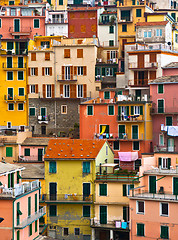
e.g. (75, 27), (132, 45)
(118, 152), (138, 162)
(101, 163), (119, 167)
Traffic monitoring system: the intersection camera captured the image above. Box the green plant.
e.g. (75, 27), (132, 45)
(74, 123), (79, 128)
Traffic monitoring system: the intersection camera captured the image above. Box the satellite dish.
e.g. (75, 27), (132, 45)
(167, 42), (171, 46)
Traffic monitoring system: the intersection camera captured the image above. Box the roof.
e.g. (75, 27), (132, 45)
(162, 62), (178, 69)
(149, 75), (178, 84)
(0, 162), (24, 176)
(21, 137), (53, 146)
(44, 139), (107, 159)
(136, 21), (168, 26)
(16, 164), (44, 179)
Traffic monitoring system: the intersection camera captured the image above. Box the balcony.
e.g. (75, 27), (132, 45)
(117, 114), (144, 122)
(151, 107), (178, 115)
(37, 116), (50, 124)
(9, 27), (32, 36)
(118, 17), (133, 23)
(46, 18), (68, 24)
(154, 145), (176, 153)
(118, 133), (143, 140)
(4, 95), (27, 102)
(0, 48), (28, 56)
(117, 94), (149, 102)
(57, 75), (77, 82)
(96, 173), (138, 182)
(17, 155), (43, 163)
(15, 206), (46, 229)
(40, 194), (93, 203)
(2, 62), (26, 70)
(0, 180), (40, 198)
(91, 218), (129, 231)
(128, 62), (158, 69)
(118, 0), (147, 6)
(128, 79), (148, 87)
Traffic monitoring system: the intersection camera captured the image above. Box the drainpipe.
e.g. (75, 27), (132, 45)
(54, 46), (57, 135)
(12, 200), (15, 240)
(144, 102), (146, 141)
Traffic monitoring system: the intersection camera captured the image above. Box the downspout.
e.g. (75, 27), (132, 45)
(13, 200), (15, 240)
(144, 103), (146, 141)
(54, 46), (57, 135)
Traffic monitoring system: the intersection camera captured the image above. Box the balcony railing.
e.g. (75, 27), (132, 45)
(15, 206), (46, 229)
(46, 18), (68, 24)
(119, 17), (133, 23)
(96, 173), (138, 181)
(40, 194), (93, 203)
(118, 133), (143, 140)
(37, 115), (50, 123)
(117, 115), (144, 122)
(2, 63), (26, 69)
(91, 218), (129, 230)
(17, 155), (43, 162)
(4, 95), (27, 101)
(151, 107), (178, 114)
(9, 27), (32, 35)
(118, 0), (147, 6)
(154, 145), (175, 153)
(0, 180), (40, 197)
(128, 79), (148, 87)
(128, 62), (158, 69)
(57, 75), (77, 81)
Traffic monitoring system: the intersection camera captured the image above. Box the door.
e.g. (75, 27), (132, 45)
(18, 57), (23, 68)
(65, 66), (70, 80)
(8, 88), (13, 100)
(168, 138), (174, 152)
(119, 125), (125, 139)
(173, 178), (178, 195)
(149, 176), (156, 194)
(138, 54), (144, 68)
(132, 125), (138, 139)
(14, 19), (20, 32)
(135, 90), (141, 100)
(38, 149), (43, 161)
(7, 57), (12, 68)
(100, 206), (107, 224)
(49, 182), (57, 200)
(41, 126), (46, 135)
(83, 183), (90, 200)
(158, 99), (164, 113)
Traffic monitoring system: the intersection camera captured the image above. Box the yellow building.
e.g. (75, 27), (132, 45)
(117, 0), (153, 57)
(49, 0), (68, 11)
(0, 39), (28, 130)
(92, 165), (139, 240)
(44, 139), (114, 239)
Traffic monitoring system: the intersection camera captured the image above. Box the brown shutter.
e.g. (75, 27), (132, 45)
(45, 52), (50, 61)
(150, 53), (156, 63)
(71, 66), (73, 80)
(70, 84), (76, 98)
(64, 49), (70, 58)
(28, 68), (31, 76)
(31, 53), (36, 61)
(52, 84), (55, 98)
(35, 84), (38, 93)
(27, 85), (29, 94)
(77, 49), (83, 58)
(62, 66), (65, 80)
(83, 66), (87, 76)
(134, 72), (138, 85)
(49, 67), (52, 76)
(116, 51), (118, 59)
(138, 54), (144, 68)
(107, 51), (110, 60)
(150, 71), (156, 80)
(35, 68), (38, 76)
(43, 84), (46, 98)
(83, 84), (87, 98)
(60, 84), (63, 96)
(42, 67), (44, 76)
(74, 66), (77, 76)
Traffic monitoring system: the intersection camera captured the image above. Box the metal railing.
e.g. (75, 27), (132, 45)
(57, 74), (77, 81)
(91, 218), (129, 229)
(18, 155), (43, 162)
(46, 18), (68, 24)
(128, 62), (158, 69)
(128, 79), (148, 86)
(151, 107), (178, 114)
(117, 115), (144, 122)
(4, 95), (27, 101)
(37, 115), (50, 122)
(15, 206), (46, 228)
(154, 145), (175, 153)
(2, 62), (26, 68)
(9, 27), (32, 34)
(96, 173), (138, 181)
(40, 194), (93, 202)
(127, 43), (178, 52)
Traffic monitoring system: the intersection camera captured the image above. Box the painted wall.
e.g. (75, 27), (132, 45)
(0, 200), (13, 240)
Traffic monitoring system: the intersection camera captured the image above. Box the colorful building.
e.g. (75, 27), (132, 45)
(80, 88), (152, 170)
(44, 139), (114, 239)
(0, 162), (46, 240)
(129, 152), (178, 239)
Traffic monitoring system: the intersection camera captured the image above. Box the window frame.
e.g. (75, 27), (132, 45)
(29, 107), (36, 116)
(17, 71), (24, 80)
(46, 84), (52, 98)
(136, 201), (145, 214)
(30, 85), (36, 94)
(108, 105), (114, 116)
(87, 105), (93, 116)
(160, 202), (169, 217)
(8, 103), (14, 111)
(83, 205), (91, 217)
(18, 103), (24, 111)
(34, 19), (40, 29)
(77, 84), (83, 98)
(7, 71), (13, 81)
(64, 84), (70, 98)
(61, 105), (67, 114)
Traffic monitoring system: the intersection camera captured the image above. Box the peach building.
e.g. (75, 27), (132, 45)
(0, 162), (46, 240)
(129, 152), (178, 239)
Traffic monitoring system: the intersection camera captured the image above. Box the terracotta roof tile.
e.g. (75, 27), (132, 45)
(44, 139), (107, 159)
(136, 21), (168, 26)
(148, 75), (178, 84)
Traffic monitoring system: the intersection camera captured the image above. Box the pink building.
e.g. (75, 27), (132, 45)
(149, 75), (178, 153)
(0, 162), (46, 240)
(129, 152), (178, 239)
(0, 5), (46, 39)
(162, 62), (178, 76)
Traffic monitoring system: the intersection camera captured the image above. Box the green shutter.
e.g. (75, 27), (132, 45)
(158, 100), (164, 113)
(87, 106), (93, 115)
(17, 171), (22, 184)
(104, 91), (110, 99)
(34, 19), (39, 28)
(8, 174), (11, 188)
(83, 206), (90, 217)
(83, 162), (90, 173)
(158, 157), (162, 167)
(24, 148), (30, 156)
(136, 9), (141, 17)
(149, 176), (156, 193)
(166, 117), (172, 126)
(118, 106), (121, 120)
(123, 184), (127, 196)
(168, 158), (171, 169)
(35, 193), (37, 212)
(113, 67), (117, 76)
(19, 88), (24, 96)
(126, 106), (129, 116)
(99, 184), (107, 196)
(140, 106), (143, 115)
(11, 173), (14, 188)
(6, 147), (13, 157)
(161, 226), (168, 239)
(137, 223), (144, 236)
(49, 205), (57, 216)
(7, 57), (12, 68)
(108, 106), (114, 115)
(7, 42), (13, 50)
(173, 177), (178, 195)
(17, 230), (20, 240)
(18, 57), (23, 68)
(35, 220), (38, 232)
(131, 106), (134, 115)
(41, 108), (46, 116)
(29, 223), (32, 236)
(123, 206), (127, 221)
(29, 108), (35, 116)
(49, 161), (56, 173)
(158, 84), (164, 94)
(100, 206), (107, 224)
(102, 68), (106, 76)
(28, 197), (31, 217)
(59, 0), (63, 4)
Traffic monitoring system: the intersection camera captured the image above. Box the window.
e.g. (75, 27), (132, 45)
(133, 141), (140, 150)
(29, 107), (35, 116)
(9, 1), (14, 4)
(159, 134), (164, 146)
(25, 148), (30, 156)
(28, 197), (31, 216)
(6, 147), (13, 157)
(30, 85), (36, 93)
(137, 223), (144, 236)
(77, 66), (83, 75)
(87, 106), (93, 115)
(136, 9), (141, 17)
(41, 41), (50, 49)
(83, 162), (90, 174)
(171, 12), (176, 20)
(8, 103), (14, 111)
(161, 226), (169, 239)
(59, 0), (63, 4)
(137, 201), (144, 214)
(106, 68), (113, 76)
(18, 103), (24, 111)
(18, 88), (24, 96)
(77, 85), (83, 98)
(64, 228), (69, 236)
(83, 206), (90, 217)
(31, 53), (36, 61)
(46, 85), (52, 98)
(158, 99), (164, 113)
(108, 105), (114, 115)
(75, 228), (80, 235)
(45, 67), (50, 76)
(156, 29), (162, 37)
(77, 49), (83, 58)
(49, 205), (57, 216)
(134, 106), (141, 115)
(34, 19), (39, 28)
(83, 235), (91, 240)
(35, 220), (37, 232)
(41, 107), (46, 116)
(49, 161), (56, 173)
(7, 42), (13, 50)
(61, 105), (67, 114)
(158, 157), (171, 169)
(7, 122), (11, 129)
(122, 24), (127, 32)
(158, 84), (164, 94)
(113, 141), (119, 150)
(109, 40), (114, 46)
(144, 31), (152, 38)
(18, 71), (24, 80)
(45, 52), (50, 60)
(99, 184), (107, 196)
(64, 49), (70, 58)
(123, 184), (134, 196)
(104, 91), (110, 99)
(109, 25), (114, 33)
(31, 68), (35, 76)
(166, 116), (172, 126)
(29, 224), (32, 236)
(7, 71), (13, 80)
(64, 85), (70, 98)
(160, 203), (168, 216)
